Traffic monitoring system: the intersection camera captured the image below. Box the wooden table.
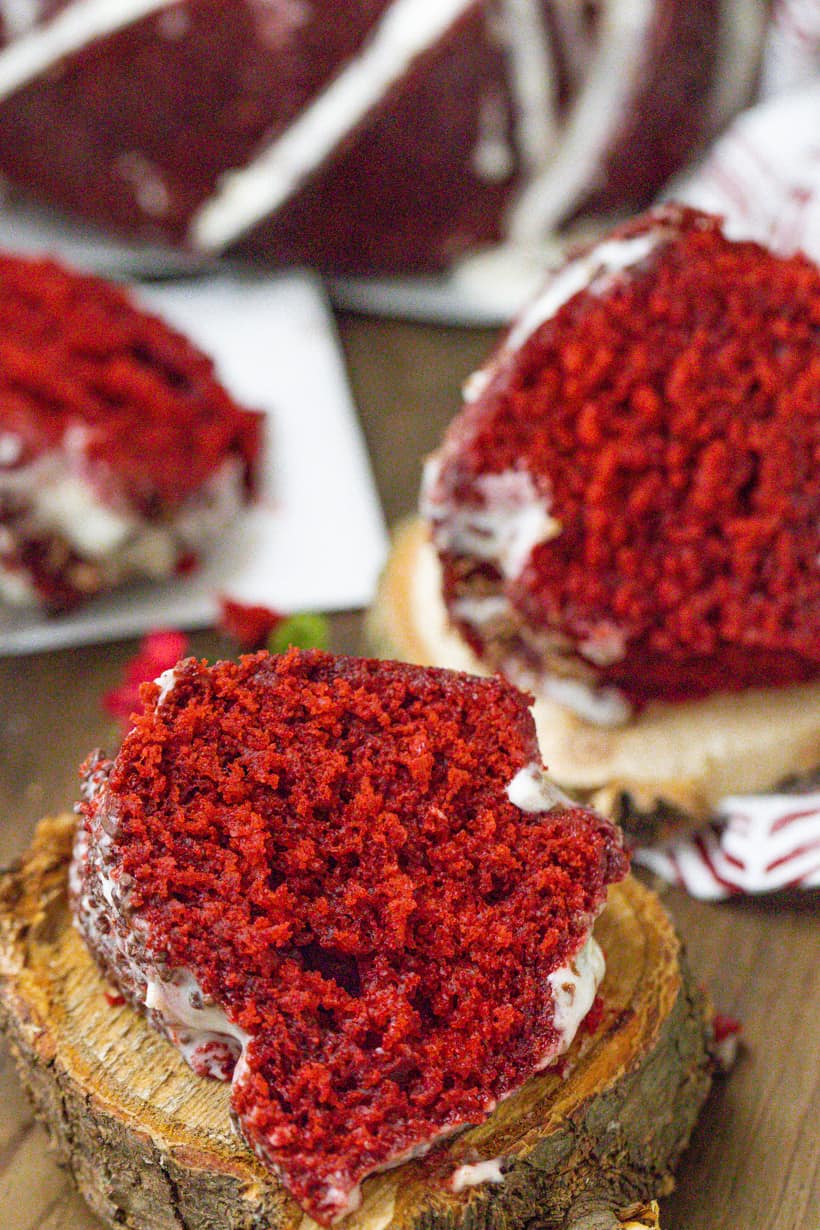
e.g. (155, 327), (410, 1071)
(1, 315), (817, 1230)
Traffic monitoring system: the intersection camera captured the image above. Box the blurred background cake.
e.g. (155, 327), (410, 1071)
(0, 0), (766, 274)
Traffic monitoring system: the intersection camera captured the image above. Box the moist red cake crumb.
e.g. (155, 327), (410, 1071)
(72, 649), (627, 1224)
(0, 251), (262, 610)
(424, 206), (820, 710)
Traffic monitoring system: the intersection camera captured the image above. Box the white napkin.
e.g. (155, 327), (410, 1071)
(0, 273), (388, 654)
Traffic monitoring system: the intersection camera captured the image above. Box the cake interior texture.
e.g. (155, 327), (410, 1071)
(425, 207), (820, 710)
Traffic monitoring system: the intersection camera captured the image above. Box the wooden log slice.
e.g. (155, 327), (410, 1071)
(368, 518), (820, 839)
(0, 814), (712, 1230)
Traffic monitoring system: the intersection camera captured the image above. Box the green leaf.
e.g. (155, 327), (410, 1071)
(267, 612), (329, 655)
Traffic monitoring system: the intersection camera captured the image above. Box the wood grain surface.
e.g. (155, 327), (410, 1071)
(0, 315), (818, 1230)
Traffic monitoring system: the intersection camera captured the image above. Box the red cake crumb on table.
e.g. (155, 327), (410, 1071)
(217, 596), (284, 649)
(424, 206), (820, 714)
(71, 649), (627, 1224)
(710, 1012), (743, 1073)
(0, 251), (263, 610)
(103, 629), (189, 731)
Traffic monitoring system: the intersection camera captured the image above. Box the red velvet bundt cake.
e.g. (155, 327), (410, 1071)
(71, 648), (627, 1224)
(0, 251), (262, 611)
(0, 0), (764, 274)
(422, 205), (820, 723)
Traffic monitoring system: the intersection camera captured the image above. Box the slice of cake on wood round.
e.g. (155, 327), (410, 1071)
(1, 649), (713, 1229)
(0, 250), (263, 611)
(370, 205), (820, 838)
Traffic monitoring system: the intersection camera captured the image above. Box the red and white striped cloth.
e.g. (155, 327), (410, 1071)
(674, 80), (820, 264)
(760, 0), (820, 96)
(634, 792), (820, 900)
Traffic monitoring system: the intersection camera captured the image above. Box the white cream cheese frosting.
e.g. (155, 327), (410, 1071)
(422, 458), (561, 584)
(545, 932), (605, 1059)
(0, 434), (246, 605)
(450, 1156), (505, 1192)
(506, 760), (571, 811)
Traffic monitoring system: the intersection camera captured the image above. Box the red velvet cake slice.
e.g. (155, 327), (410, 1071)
(0, 251), (262, 611)
(70, 648), (627, 1224)
(422, 205), (820, 723)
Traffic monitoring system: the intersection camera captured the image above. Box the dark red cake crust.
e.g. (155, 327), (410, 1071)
(72, 649), (627, 1223)
(425, 206), (820, 706)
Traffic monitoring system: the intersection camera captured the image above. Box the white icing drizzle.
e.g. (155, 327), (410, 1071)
(0, 0), (43, 39)
(506, 0), (656, 240)
(707, 0), (767, 128)
(506, 761), (570, 811)
(0, 0), (176, 103)
(498, 0), (559, 172)
(189, 0), (477, 252)
(463, 365), (492, 403)
(472, 89), (515, 182)
(154, 665), (179, 706)
(450, 1156), (505, 1192)
(506, 229), (666, 349)
(115, 149), (170, 218)
(545, 933), (605, 1058)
